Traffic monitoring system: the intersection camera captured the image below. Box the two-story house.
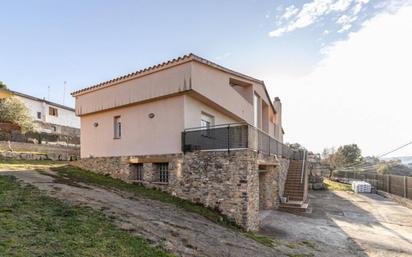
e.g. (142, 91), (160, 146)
(5, 90), (80, 136)
(71, 54), (307, 231)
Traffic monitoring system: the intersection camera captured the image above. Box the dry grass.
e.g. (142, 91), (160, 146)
(323, 178), (352, 191)
(0, 158), (66, 171)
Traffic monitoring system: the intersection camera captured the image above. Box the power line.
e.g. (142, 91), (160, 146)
(378, 141), (412, 158)
(332, 140), (412, 172)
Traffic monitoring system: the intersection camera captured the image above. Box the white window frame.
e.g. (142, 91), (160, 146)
(201, 112), (214, 137)
(114, 116), (121, 139)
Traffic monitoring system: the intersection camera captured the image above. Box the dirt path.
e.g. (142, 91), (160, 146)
(261, 190), (412, 257)
(2, 170), (286, 257)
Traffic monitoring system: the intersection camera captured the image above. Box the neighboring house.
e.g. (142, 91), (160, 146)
(71, 54), (308, 231)
(9, 90), (80, 136)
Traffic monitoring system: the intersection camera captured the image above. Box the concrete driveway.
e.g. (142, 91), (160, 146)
(260, 190), (412, 257)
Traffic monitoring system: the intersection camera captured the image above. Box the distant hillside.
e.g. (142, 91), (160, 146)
(382, 156), (412, 167)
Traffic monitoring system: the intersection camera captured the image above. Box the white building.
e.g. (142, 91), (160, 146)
(10, 90), (80, 134)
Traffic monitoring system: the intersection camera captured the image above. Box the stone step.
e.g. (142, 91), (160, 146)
(284, 183), (304, 187)
(289, 197), (303, 201)
(284, 191), (304, 195)
(286, 178), (303, 181)
(284, 190), (304, 193)
(286, 176), (303, 179)
(284, 192), (304, 195)
(285, 179), (303, 182)
(279, 201), (309, 213)
(284, 188), (304, 191)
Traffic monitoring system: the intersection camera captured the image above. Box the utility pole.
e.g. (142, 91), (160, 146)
(63, 81), (67, 105)
(47, 86), (50, 101)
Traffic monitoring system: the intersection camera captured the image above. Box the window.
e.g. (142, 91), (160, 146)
(130, 163), (143, 181)
(51, 126), (57, 132)
(49, 107), (58, 117)
(114, 116), (121, 139)
(156, 163), (169, 183)
(201, 112), (214, 137)
(37, 112), (41, 119)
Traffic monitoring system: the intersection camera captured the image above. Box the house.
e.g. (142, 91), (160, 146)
(71, 54), (308, 231)
(6, 90), (80, 136)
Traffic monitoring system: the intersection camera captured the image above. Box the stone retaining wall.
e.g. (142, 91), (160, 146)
(0, 141), (80, 161)
(71, 150), (289, 231)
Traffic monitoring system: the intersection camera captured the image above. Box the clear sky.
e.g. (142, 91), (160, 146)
(1, 0), (411, 156)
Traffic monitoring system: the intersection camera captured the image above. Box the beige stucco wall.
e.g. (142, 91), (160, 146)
(75, 62), (192, 116)
(80, 95), (185, 158)
(190, 62), (254, 125)
(183, 95), (238, 128)
(76, 59), (284, 158)
(252, 83), (280, 141)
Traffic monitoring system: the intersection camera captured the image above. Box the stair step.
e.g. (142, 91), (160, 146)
(279, 202), (309, 213)
(285, 191), (303, 194)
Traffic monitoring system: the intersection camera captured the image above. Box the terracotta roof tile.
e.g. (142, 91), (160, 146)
(71, 53), (264, 96)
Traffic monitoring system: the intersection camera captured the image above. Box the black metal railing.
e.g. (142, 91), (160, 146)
(182, 123), (248, 152)
(182, 123), (302, 159)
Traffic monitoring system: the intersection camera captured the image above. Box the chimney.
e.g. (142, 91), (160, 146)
(273, 97), (283, 141)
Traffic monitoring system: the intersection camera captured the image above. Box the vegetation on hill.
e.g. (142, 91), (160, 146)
(0, 82), (34, 132)
(0, 81), (7, 89)
(320, 144), (412, 176)
(321, 144), (363, 177)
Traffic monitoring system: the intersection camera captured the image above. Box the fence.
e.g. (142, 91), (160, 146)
(182, 123), (303, 160)
(332, 170), (412, 200)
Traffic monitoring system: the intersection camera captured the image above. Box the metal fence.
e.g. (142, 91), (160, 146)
(182, 123), (300, 159)
(332, 170), (412, 200)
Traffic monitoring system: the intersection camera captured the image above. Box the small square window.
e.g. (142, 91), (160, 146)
(155, 163), (169, 183)
(49, 107), (58, 117)
(37, 112), (41, 119)
(130, 163), (143, 181)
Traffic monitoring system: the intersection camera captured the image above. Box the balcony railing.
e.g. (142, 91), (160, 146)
(182, 123), (303, 160)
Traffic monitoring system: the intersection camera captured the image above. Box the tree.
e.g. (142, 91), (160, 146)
(0, 96), (34, 132)
(321, 147), (345, 177)
(336, 144), (363, 166)
(0, 81), (7, 89)
(376, 162), (390, 174)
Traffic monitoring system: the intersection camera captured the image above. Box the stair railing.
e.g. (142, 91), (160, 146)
(300, 150), (307, 184)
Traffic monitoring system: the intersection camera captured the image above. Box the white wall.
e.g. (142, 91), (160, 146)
(16, 96), (80, 129)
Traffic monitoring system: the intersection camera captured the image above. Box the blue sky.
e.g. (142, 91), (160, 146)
(1, 0), (411, 156)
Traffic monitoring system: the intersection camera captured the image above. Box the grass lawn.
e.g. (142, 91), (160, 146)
(0, 175), (174, 257)
(0, 158), (66, 171)
(323, 178), (352, 191)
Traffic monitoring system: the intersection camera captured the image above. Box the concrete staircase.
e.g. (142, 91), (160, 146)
(280, 159), (309, 212)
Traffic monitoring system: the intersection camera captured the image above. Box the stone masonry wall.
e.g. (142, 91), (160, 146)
(0, 141), (80, 161)
(71, 150), (290, 231)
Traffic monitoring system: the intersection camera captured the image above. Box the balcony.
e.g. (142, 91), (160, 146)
(182, 123), (302, 159)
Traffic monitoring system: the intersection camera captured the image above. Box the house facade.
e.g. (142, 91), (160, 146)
(11, 90), (80, 136)
(71, 54), (306, 231)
